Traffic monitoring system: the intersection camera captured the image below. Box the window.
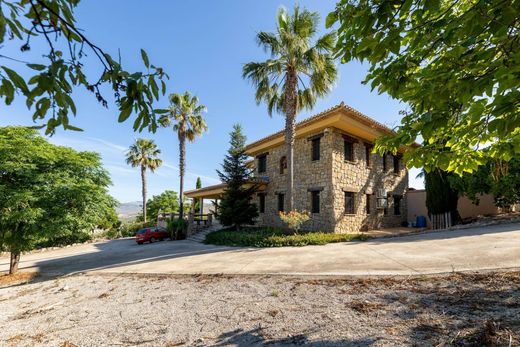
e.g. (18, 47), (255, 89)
(366, 194), (371, 214)
(344, 140), (354, 162)
(277, 193), (284, 212)
(311, 138), (320, 161)
(258, 154), (267, 173)
(365, 143), (372, 167)
(383, 154), (387, 171)
(279, 156), (287, 174)
(344, 192), (355, 214)
(311, 191), (320, 214)
(393, 195), (402, 215)
(258, 194), (265, 213)
(393, 155), (400, 174)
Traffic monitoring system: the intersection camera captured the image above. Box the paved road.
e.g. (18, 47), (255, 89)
(1, 223), (519, 276)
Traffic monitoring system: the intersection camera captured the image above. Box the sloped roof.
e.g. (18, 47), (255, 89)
(244, 102), (398, 153)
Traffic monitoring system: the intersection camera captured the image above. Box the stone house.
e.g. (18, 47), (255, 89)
(185, 103), (409, 233)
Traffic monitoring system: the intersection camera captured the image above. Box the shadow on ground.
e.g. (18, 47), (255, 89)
(213, 327), (376, 346)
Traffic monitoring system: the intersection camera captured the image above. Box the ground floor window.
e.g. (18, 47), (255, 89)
(366, 194), (371, 214)
(393, 195), (402, 215)
(311, 191), (320, 214)
(258, 194), (265, 213)
(277, 193), (284, 212)
(344, 192), (355, 214)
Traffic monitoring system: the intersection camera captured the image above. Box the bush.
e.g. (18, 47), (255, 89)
(278, 210), (311, 233)
(118, 222), (146, 238)
(167, 218), (187, 240)
(204, 227), (369, 247)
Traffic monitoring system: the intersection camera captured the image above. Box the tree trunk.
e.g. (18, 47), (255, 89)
(179, 132), (186, 221)
(9, 250), (20, 274)
(284, 69), (298, 211)
(141, 165), (147, 223)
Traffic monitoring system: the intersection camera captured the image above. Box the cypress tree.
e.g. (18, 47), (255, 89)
(425, 169), (460, 223)
(217, 124), (258, 230)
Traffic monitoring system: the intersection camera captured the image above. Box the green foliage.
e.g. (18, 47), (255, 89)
(424, 169), (459, 220)
(217, 124), (258, 230)
(244, 5), (338, 211)
(193, 177), (202, 213)
(159, 91), (208, 219)
(243, 5), (338, 116)
(450, 157), (520, 208)
(278, 210), (311, 233)
(329, 0), (520, 174)
(205, 227), (369, 247)
(146, 190), (180, 220)
(117, 221), (147, 238)
(0, 0), (169, 134)
(125, 138), (162, 223)
(167, 218), (187, 240)
(0, 127), (116, 268)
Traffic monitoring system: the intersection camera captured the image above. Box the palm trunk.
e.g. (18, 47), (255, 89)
(9, 250), (20, 274)
(141, 165), (147, 223)
(284, 69), (298, 211)
(179, 132), (186, 221)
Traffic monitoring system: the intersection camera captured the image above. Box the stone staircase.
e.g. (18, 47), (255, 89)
(186, 221), (222, 243)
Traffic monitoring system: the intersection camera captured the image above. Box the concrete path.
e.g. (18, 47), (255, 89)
(1, 223), (519, 276)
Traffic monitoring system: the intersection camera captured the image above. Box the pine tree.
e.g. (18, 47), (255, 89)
(217, 124), (258, 230)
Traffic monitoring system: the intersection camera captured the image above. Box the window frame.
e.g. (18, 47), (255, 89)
(364, 143), (373, 167)
(277, 193), (284, 212)
(279, 156), (287, 174)
(311, 138), (321, 161)
(344, 139), (354, 162)
(344, 191), (355, 215)
(257, 154), (267, 173)
(393, 195), (402, 215)
(311, 190), (320, 214)
(393, 155), (400, 174)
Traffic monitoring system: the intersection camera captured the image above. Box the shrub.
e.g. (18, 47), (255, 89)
(117, 221), (149, 238)
(204, 227), (369, 247)
(168, 218), (187, 240)
(278, 210), (311, 233)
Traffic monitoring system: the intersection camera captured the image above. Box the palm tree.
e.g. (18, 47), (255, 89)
(243, 6), (337, 210)
(125, 139), (162, 223)
(160, 92), (207, 220)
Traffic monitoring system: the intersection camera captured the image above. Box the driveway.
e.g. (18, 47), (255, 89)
(1, 222), (519, 276)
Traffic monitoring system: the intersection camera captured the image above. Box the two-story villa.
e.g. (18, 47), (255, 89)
(185, 102), (409, 233)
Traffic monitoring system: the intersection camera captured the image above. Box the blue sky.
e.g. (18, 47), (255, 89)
(0, 0), (423, 202)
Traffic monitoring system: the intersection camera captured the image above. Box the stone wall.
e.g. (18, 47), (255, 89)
(253, 127), (408, 233)
(330, 129), (408, 233)
(254, 128), (335, 232)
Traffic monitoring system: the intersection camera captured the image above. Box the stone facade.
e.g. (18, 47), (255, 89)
(254, 127), (408, 233)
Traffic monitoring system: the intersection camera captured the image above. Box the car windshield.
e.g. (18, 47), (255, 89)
(136, 229), (147, 234)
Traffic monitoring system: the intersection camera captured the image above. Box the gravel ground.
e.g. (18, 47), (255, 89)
(1, 271), (519, 346)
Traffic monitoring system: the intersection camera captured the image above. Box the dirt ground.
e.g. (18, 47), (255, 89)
(1, 271), (519, 346)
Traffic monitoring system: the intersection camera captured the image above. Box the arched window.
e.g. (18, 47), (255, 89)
(279, 156), (287, 174)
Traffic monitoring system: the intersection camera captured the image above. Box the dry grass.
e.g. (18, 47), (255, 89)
(0, 271), (38, 287)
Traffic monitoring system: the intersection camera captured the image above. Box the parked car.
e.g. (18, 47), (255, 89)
(136, 226), (170, 244)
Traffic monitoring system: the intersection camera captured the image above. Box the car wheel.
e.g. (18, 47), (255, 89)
(149, 237), (156, 243)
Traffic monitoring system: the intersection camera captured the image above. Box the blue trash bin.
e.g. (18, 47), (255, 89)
(416, 215), (427, 228)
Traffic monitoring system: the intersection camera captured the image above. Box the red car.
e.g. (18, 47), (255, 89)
(136, 226), (170, 244)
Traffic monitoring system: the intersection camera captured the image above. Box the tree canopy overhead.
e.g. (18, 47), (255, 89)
(328, 0), (519, 174)
(0, 0), (169, 134)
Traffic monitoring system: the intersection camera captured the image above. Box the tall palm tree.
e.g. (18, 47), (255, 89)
(243, 6), (337, 210)
(125, 139), (162, 223)
(160, 92), (207, 220)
